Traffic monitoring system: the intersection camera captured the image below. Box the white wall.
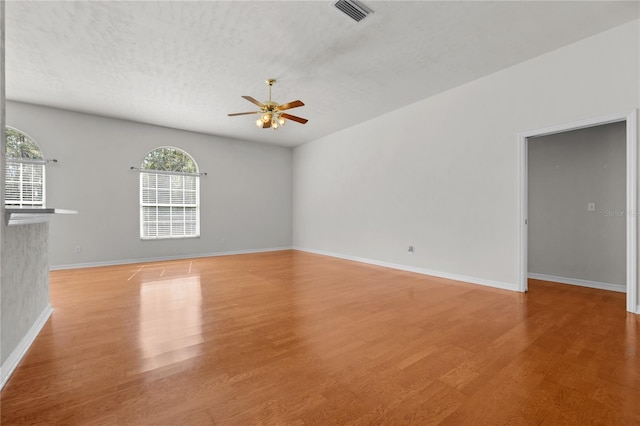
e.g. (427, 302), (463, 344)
(1, 0), (4, 264)
(528, 122), (626, 287)
(1, 1), (53, 388)
(1, 223), (51, 367)
(293, 20), (639, 296)
(6, 101), (293, 267)
(0, 0), (6, 363)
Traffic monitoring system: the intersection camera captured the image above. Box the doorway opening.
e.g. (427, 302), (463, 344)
(518, 111), (637, 313)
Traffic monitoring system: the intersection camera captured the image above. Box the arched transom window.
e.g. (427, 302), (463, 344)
(140, 147), (200, 239)
(5, 127), (46, 207)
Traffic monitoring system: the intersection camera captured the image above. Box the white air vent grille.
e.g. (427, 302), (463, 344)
(332, 0), (373, 23)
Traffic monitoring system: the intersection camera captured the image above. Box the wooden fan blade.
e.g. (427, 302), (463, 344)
(278, 100), (304, 111)
(281, 113), (308, 124)
(262, 120), (272, 129)
(228, 111), (260, 116)
(242, 96), (265, 108)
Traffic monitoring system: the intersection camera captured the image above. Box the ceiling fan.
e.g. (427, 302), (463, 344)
(228, 79), (308, 130)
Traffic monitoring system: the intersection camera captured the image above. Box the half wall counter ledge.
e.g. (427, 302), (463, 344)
(5, 207), (78, 226)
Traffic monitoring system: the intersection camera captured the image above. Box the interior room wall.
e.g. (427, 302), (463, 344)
(1, 223), (51, 368)
(5, 101), (293, 268)
(293, 20), (639, 297)
(528, 122), (626, 289)
(1, 0), (6, 364)
(1, 0), (4, 273)
(1, 1), (53, 388)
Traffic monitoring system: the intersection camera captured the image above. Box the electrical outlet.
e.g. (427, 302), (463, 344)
(408, 245), (414, 254)
(74, 246), (81, 253)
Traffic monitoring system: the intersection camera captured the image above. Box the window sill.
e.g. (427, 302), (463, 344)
(5, 207), (78, 226)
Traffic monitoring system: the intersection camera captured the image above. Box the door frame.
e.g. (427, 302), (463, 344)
(517, 110), (638, 313)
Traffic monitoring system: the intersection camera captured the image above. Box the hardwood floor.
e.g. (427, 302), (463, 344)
(1, 250), (638, 425)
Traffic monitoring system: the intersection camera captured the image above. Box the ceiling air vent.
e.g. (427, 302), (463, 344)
(332, 0), (373, 23)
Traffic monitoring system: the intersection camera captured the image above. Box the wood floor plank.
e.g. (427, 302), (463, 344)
(1, 251), (638, 425)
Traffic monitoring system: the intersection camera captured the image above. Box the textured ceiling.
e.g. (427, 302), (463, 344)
(5, 1), (639, 147)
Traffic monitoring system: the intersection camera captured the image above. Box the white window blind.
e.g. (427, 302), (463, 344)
(140, 171), (199, 239)
(5, 126), (46, 207)
(5, 160), (46, 206)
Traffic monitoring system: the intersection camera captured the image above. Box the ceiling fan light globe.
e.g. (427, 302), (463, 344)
(278, 117), (285, 126)
(261, 113), (271, 123)
(256, 119), (263, 127)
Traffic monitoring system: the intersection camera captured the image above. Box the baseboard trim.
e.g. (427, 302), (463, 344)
(293, 247), (519, 292)
(0, 304), (53, 390)
(50, 246), (294, 270)
(528, 273), (626, 293)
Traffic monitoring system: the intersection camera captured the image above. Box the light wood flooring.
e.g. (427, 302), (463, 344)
(1, 250), (639, 425)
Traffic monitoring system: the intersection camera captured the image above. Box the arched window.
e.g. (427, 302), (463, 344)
(5, 127), (46, 207)
(140, 147), (200, 239)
